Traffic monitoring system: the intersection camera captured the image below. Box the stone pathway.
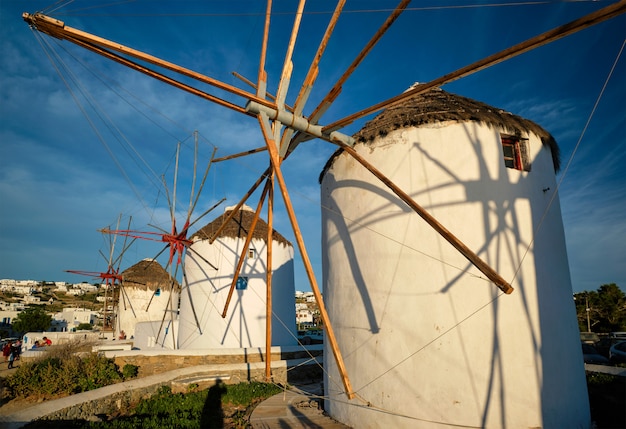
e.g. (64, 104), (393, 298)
(250, 383), (351, 429)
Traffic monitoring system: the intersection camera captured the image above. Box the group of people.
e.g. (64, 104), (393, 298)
(2, 336), (52, 369)
(2, 339), (22, 369)
(31, 336), (52, 349)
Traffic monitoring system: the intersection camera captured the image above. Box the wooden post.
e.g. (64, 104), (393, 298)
(258, 114), (355, 399)
(265, 172), (274, 380)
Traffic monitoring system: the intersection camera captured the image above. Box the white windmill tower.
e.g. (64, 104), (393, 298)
(320, 86), (584, 428)
(118, 258), (180, 347)
(179, 205), (297, 349)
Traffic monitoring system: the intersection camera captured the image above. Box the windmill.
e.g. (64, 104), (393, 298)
(66, 214), (136, 334)
(22, 2), (626, 425)
(102, 132), (225, 346)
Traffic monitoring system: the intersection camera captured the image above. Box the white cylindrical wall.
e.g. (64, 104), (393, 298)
(321, 122), (589, 428)
(179, 236), (297, 349)
(116, 287), (179, 345)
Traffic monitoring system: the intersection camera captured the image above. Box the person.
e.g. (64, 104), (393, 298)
(15, 339), (23, 360)
(42, 336), (52, 346)
(7, 347), (15, 369)
(32, 340), (40, 349)
(11, 340), (21, 361)
(2, 341), (10, 362)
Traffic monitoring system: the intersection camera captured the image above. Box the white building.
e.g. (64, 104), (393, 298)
(0, 309), (20, 327)
(53, 308), (98, 330)
(66, 288), (86, 296)
(296, 309), (314, 325)
(22, 295), (41, 304)
(320, 88), (588, 428)
(179, 205), (297, 349)
(75, 283), (98, 293)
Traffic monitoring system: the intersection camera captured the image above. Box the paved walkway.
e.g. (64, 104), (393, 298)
(0, 366), (350, 429)
(250, 383), (350, 429)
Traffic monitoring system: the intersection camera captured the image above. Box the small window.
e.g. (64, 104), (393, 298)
(248, 248), (256, 259)
(501, 134), (530, 171)
(154, 288), (161, 297)
(236, 277), (248, 290)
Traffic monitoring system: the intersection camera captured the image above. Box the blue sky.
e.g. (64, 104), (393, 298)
(0, 0), (624, 294)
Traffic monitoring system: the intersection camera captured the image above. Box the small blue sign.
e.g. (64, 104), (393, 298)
(236, 277), (248, 290)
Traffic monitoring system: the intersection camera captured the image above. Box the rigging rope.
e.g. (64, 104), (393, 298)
(50, 1), (604, 18)
(509, 37), (625, 286)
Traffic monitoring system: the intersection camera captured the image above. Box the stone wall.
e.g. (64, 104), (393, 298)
(38, 384), (167, 423)
(108, 346), (323, 378)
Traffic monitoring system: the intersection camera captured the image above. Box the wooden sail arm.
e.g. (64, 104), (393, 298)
(221, 182), (270, 318)
(257, 112), (355, 399)
(307, 0), (411, 125)
(213, 147), (268, 163)
(256, 0), (272, 100)
(22, 12), (277, 113)
(278, 0), (347, 157)
(286, 0), (410, 152)
(61, 33), (253, 118)
(323, 0), (626, 133)
(208, 167), (271, 244)
(337, 142), (514, 294)
(65, 269), (122, 284)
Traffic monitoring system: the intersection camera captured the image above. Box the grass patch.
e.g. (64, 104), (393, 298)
(23, 381), (282, 429)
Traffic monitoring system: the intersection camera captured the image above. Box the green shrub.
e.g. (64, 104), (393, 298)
(5, 351), (122, 398)
(122, 364), (139, 380)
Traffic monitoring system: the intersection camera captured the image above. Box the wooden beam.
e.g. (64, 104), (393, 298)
(257, 113), (355, 399)
(337, 142), (514, 294)
(265, 172), (275, 381)
(221, 183), (270, 318)
(323, 0), (626, 132)
(280, 0), (347, 156)
(208, 168), (270, 244)
(23, 12), (277, 111)
(256, 0), (272, 99)
(212, 147), (267, 163)
(64, 35), (252, 118)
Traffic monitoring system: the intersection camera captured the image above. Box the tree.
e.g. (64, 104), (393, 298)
(574, 283), (626, 333)
(76, 323), (93, 331)
(11, 307), (52, 334)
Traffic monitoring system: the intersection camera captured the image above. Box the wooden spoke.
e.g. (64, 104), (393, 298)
(208, 167), (271, 243)
(323, 0), (626, 132)
(212, 147), (268, 163)
(257, 112), (355, 399)
(256, 0), (272, 99)
(22, 13), (277, 112)
(279, 0), (347, 157)
(265, 170), (275, 380)
(221, 181), (271, 318)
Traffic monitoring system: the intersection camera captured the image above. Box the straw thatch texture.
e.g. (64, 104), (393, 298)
(192, 208), (292, 247)
(320, 87), (560, 182)
(122, 259), (180, 292)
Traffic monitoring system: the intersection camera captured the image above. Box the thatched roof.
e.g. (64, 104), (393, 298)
(122, 259), (180, 291)
(320, 87), (560, 182)
(192, 207), (292, 247)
